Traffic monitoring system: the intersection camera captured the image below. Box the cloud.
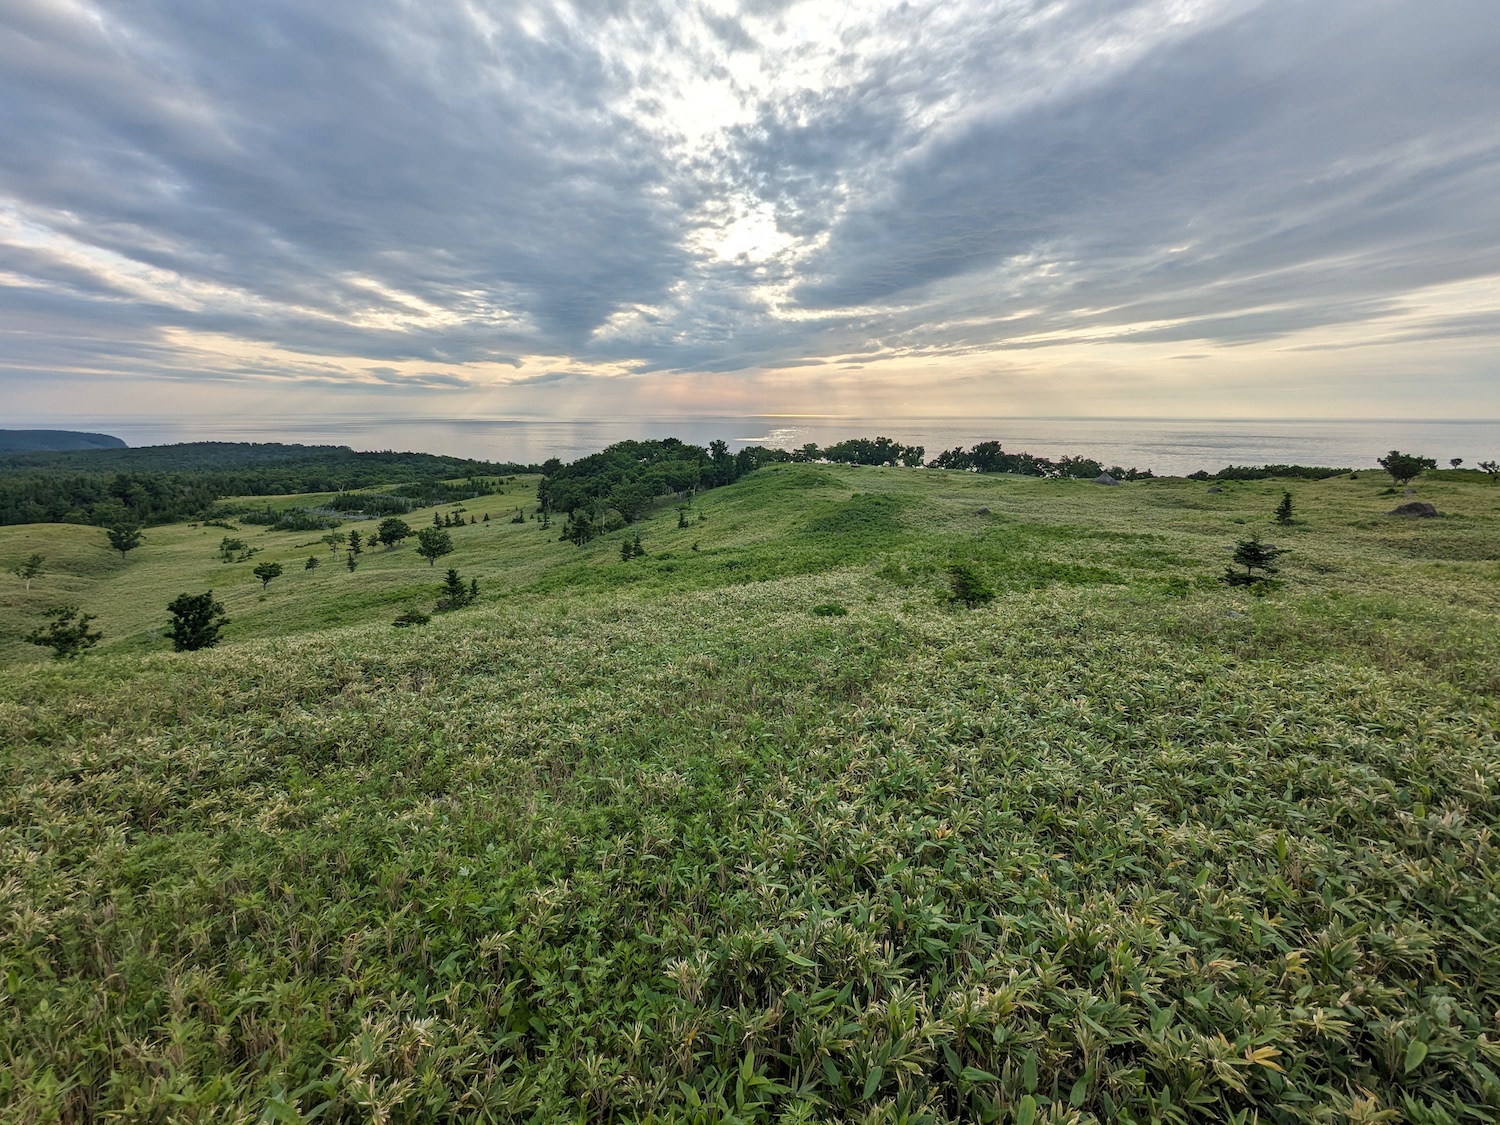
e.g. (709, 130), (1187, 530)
(0, 0), (1497, 413)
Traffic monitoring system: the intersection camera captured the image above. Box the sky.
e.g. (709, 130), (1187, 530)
(2, 0), (1498, 426)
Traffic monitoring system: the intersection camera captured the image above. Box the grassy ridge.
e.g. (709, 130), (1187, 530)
(2, 467), (1499, 1121)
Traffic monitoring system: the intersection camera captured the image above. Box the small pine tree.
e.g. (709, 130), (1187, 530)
(632, 531), (644, 557)
(433, 512), (442, 528)
(1223, 536), (1287, 587)
(621, 538), (633, 561)
(439, 567), (467, 608)
(677, 506), (690, 529)
(469, 578), (478, 602)
(346, 529), (362, 556)
(483, 512), (490, 522)
(1274, 491), (1293, 525)
(167, 592), (228, 651)
(346, 553), (358, 572)
(26, 606), (102, 659)
(305, 556), (319, 569)
(947, 562), (995, 608)
(106, 525), (144, 560)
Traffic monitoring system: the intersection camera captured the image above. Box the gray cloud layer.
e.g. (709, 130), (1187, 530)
(2, 0), (1497, 393)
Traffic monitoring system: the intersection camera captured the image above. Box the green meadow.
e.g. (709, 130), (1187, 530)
(2, 465), (1499, 1122)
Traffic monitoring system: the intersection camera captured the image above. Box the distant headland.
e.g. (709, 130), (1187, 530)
(0, 430), (127, 453)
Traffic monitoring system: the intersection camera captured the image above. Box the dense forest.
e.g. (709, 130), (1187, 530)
(0, 443), (535, 528)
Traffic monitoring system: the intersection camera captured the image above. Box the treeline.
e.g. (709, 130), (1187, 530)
(536, 435), (1158, 531)
(1186, 464), (1348, 481)
(927, 440), (1153, 479)
(0, 443), (533, 528)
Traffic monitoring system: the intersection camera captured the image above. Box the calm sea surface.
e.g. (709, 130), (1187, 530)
(32, 415), (1500, 477)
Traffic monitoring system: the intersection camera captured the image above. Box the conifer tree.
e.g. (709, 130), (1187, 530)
(1223, 536), (1287, 586)
(1274, 492), (1293, 525)
(167, 592), (228, 651)
(106, 525), (144, 560)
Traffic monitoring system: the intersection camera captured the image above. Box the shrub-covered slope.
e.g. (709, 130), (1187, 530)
(1, 466), (1498, 1122)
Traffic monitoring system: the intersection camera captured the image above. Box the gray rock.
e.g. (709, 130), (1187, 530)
(1094, 473), (1119, 486)
(1388, 501), (1439, 518)
(976, 507), (990, 515)
(1207, 486), (1223, 494)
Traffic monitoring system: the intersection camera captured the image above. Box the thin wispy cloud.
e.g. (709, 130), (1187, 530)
(1, 0), (1497, 416)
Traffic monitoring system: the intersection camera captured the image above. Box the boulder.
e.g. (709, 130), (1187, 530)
(1094, 473), (1119, 486)
(975, 507), (991, 515)
(1207, 486), (1223, 494)
(1388, 501), (1439, 518)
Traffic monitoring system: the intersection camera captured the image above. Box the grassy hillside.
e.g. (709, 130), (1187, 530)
(2, 466), (1499, 1122)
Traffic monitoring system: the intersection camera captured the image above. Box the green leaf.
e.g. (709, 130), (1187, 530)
(784, 951), (817, 968)
(821, 1056), (842, 1091)
(1021, 1051), (1038, 1093)
(944, 1045), (963, 1075)
(962, 1067), (1001, 1083)
(1070, 1074), (1089, 1108)
(1404, 1038), (1428, 1073)
(862, 1066), (883, 1101)
(1015, 1094), (1038, 1125)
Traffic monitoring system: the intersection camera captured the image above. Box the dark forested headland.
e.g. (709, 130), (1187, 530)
(0, 429), (127, 453)
(0, 442), (536, 527)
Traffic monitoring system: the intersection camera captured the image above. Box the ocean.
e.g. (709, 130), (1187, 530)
(24, 415), (1500, 477)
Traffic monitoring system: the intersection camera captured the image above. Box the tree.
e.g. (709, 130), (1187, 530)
(366, 532), (379, 548)
(415, 526), (453, 566)
(106, 525), (144, 560)
(378, 517), (413, 548)
(253, 561), (284, 589)
(1223, 536), (1287, 587)
(26, 606), (101, 660)
(947, 562), (995, 608)
(1479, 460), (1498, 481)
(1378, 450), (1436, 486)
(437, 567), (475, 610)
(1450, 458), (1464, 469)
(167, 591), (228, 651)
(219, 536), (248, 562)
(346, 528), (363, 556)
(10, 553), (44, 591)
(346, 553), (358, 572)
(1274, 492), (1293, 526)
(305, 556), (319, 570)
